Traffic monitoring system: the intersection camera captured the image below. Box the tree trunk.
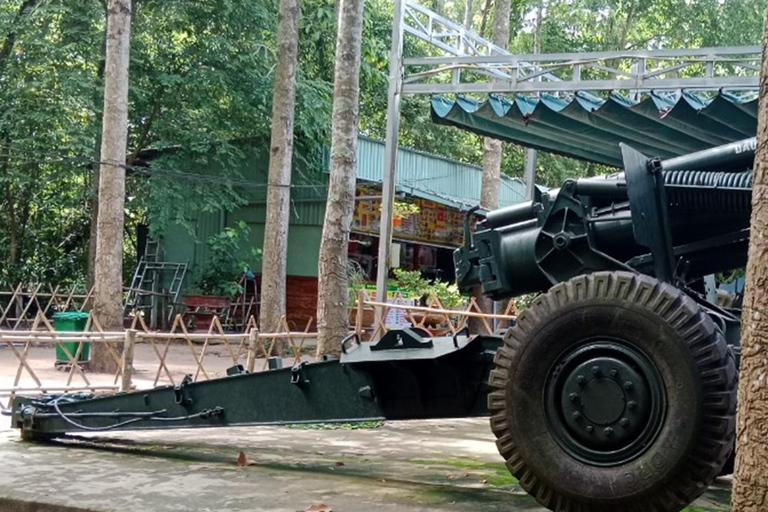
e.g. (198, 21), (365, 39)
(463, 0), (474, 30)
(731, 8), (768, 510)
(87, 167), (99, 292)
(0, 1), (38, 80)
(479, 0), (493, 38)
(472, 0), (511, 331)
(259, 0), (300, 347)
(316, 0), (365, 359)
(91, 0), (131, 373)
(88, 25), (108, 294)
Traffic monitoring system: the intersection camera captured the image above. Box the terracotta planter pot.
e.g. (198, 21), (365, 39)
(410, 312), (448, 327)
(183, 294), (230, 309)
(183, 294), (230, 330)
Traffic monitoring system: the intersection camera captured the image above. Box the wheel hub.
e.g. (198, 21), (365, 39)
(546, 341), (665, 465)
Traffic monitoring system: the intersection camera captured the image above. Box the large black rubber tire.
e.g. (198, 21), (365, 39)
(488, 271), (737, 512)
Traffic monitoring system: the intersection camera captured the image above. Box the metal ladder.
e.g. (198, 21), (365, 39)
(124, 241), (188, 327)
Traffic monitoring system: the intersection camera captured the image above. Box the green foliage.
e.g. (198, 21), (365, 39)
(1, 0), (765, 289)
(346, 260), (368, 306)
(392, 269), (466, 308)
(192, 222), (261, 297)
(392, 200), (421, 218)
(0, 0), (336, 283)
(514, 292), (541, 311)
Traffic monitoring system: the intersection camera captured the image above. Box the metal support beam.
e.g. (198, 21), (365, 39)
(524, 148), (537, 201)
(400, 46), (760, 95)
(376, 0), (405, 315)
(401, 76), (759, 94)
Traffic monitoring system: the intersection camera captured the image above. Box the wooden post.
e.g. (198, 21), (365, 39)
(355, 290), (364, 337)
(246, 328), (260, 373)
(120, 329), (136, 392)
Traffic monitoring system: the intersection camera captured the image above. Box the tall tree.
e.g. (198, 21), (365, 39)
(463, 0), (475, 29)
(471, 0), (511, 329)
(259, 0), (301, 337)
(315, 0), (365, 358)
(479, 0), (510, 213)
(91, 0), (131, 372)
(731, 5), (768, 509)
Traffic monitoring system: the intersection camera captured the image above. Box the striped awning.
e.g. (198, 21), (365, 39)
(431, 92), (757, 167)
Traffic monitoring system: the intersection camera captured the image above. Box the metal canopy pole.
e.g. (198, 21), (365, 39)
(524, 148), (537, 200)
(375, 0), (405, 315)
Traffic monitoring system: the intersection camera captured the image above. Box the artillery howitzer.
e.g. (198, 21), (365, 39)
(8, 139), (754, 512)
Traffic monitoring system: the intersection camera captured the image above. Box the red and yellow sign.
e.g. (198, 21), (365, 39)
(352, 185), (469, 247)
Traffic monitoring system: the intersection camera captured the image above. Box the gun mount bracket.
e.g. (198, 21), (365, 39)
(371, 329), (434, 351)
(174, 375), (194, 406)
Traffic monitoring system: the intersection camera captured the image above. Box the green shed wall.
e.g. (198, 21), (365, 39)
(153, 140), (328, 284)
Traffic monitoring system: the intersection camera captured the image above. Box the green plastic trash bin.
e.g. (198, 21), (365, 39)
(53, 311), (91, 363)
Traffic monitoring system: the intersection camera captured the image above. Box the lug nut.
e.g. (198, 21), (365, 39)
(577, 375), (586, 386)
(572, 411), (582, 420)
(624, 381), (634, 391)
(591, 366), (601, 376)
(569, 393), (578, 402)
(604, 427), (614, 436)
(586, 425), (594, 433)
(628, 400), (637, 410)
(620, 418), (630, 427)
(610, 369), (619, 378)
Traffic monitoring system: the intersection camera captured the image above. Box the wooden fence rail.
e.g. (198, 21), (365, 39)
(0, 284), (94, 330)
(358, 289), (517, 340)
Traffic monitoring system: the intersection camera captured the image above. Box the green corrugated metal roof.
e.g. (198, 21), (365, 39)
(354, 136), (526, 209)
(431, 92), (758, 168)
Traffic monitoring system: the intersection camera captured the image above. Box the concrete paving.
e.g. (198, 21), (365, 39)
(0, 415), (731, 512)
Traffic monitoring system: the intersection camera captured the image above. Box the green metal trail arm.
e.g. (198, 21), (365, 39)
(11, 334), (500, 438)
(13, 361), (384, 436)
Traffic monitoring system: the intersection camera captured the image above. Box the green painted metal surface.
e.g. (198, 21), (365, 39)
(431, 92), (758, 168)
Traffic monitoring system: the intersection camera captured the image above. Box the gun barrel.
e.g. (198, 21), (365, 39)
(661, 137), (755, 172)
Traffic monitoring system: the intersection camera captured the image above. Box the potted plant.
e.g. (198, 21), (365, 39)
(392, 269), (466, 333)
(391, 201), (420, 228)
(184, 222), (261, 330)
